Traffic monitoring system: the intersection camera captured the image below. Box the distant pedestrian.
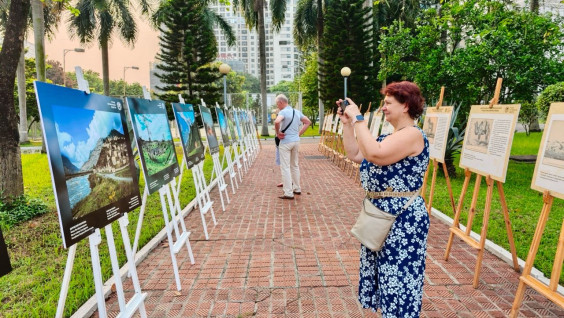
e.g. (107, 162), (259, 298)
(274, 94), (311, 199)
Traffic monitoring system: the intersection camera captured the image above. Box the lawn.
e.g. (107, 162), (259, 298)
(424, 131), (563, 284)
(0, 147), (223, 317)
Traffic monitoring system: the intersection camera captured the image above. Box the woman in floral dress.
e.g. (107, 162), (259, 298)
(337, 81), (430, 317)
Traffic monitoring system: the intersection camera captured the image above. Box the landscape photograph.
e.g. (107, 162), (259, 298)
(174, 105), (205, 168)
(52, 105), (138, 219)
(133, 113), (178, 176)
(216, 107), (230, 145)
(200, 106), (219, 153)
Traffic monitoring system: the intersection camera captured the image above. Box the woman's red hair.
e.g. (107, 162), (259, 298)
(381, 81), (425, 119)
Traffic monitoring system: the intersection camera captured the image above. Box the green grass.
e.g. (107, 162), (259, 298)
(0, 148), (221, 317)
(19, 140), (43, 147)
(510, 131), (543, 156)
(426, 132), (564, 284)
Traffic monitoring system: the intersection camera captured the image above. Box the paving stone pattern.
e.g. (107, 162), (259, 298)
(92, 143), (563, 318)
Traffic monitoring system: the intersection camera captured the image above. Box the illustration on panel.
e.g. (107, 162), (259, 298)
(423, 116), (438, 144)
(542, 120), (564, 168)
(466, 118), (493, 154)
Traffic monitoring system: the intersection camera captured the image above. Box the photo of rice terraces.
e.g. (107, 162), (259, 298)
(176, 110), (204, 158)
(134, 113), (177, 176)
(52, 105), (137, 219)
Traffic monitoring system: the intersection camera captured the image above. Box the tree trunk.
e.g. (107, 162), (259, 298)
(530, 0), (539, 13)
(0, 0), (31, 200)
(256, 0), (269, 136)
(101, 40), (110, 96)
(316, 0), (324, 134)
(32, 0), (47, 152)
(17, 46), (28, 144)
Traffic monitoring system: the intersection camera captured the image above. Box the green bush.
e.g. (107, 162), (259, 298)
(0, 195), (48, 228)
(536, 82), (564, 119)
(517, 101), (538, 136)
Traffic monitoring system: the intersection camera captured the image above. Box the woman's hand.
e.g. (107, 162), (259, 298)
(342, 98), (362, 119)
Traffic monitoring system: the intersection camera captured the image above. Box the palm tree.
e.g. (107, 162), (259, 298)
(69, 0), (151, 96)
(232, 0), (288, 136)
(293, 0), (328, 133)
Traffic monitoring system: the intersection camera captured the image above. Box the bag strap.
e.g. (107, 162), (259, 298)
(281, 110), (295, 133)
(401, 188), (421, 211)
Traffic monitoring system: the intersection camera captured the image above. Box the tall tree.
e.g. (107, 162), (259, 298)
(232, 0), (288, 136)
(0, 0), (32, 200)
(319, 0), (374, 111)
(69, 0), (151, 96)
(153, 0), (235, 116)
(293, 0), (328, 132)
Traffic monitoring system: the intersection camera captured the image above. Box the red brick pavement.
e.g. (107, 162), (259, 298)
(92, 142), (563, 318)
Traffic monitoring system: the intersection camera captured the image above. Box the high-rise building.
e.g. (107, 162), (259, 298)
(209, 0), (301, 88)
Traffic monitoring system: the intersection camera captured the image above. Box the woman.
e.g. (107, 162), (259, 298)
(337, 81), (429, 317)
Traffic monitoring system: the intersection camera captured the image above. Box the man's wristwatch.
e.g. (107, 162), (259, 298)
(351, 115), (364, 125)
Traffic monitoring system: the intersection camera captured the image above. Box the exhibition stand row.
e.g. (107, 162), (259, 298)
(0, 67), (261, 318)
(319, 79), (564, 317)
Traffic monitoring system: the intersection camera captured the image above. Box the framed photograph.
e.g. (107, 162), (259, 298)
(215, 106), (231, 146)
(35, 82), (141, 248)
(423, 106), (454, 163)
(200, 105), (220, 154)
(0, 227), (11, 277)
(233, 109), (244, 139)
(172, 103), (205, 170)
(459, 104), (520, 182)
(126, 97), (180, 194)
(225, 108), (239, 142)
(531, 103), (564, 199)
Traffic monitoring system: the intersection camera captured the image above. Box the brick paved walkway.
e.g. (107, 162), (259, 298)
(94, 142), (563, 317)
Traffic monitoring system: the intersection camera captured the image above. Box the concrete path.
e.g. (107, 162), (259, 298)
(92, 142), (563, 318)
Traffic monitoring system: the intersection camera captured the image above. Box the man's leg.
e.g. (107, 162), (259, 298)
(279, 143), (294, 197)
(290, 142), (301, 193)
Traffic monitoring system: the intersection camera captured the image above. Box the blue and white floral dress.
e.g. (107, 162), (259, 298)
(358, 127), (430, 317)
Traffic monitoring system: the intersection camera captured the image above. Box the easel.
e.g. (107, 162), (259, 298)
(56, 67), (147, 318)
(510, 191), (563, 316)
(216, 102), (239, 194)
(421, 87), (456, 216)
(234, 109), (250, 175)
(201, 99), (230, 212)
(128, 91), (194, 292)
(225, 106), (244, 184)
(444, 79), (519, 288)
(318, 113), (331, 153)
(510, 104), (564, 316)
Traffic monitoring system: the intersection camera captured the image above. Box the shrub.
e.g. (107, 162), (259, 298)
(517, 101), (538, 136)
(0, 195), (48, 228)
(536, 82), (564, 119)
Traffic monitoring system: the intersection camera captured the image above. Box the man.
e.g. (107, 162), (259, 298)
(274, 94), (311, 200)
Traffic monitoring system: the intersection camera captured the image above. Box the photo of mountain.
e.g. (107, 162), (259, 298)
(200, 105), (219, 154)
(35, 81), (141, 248)
(173, 103), (205, 169)
(215, 107), (231, 146)
(53, 106), (138, 219)
(226, 109), (238, 142)
(127, 98), (180, 194)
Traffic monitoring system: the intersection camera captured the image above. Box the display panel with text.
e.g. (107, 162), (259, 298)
(459, 104), (520, 182)
(531, 103), (564, 199)
(423, 106), (454, 163)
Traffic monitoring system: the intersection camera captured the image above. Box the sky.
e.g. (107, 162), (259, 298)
(133, 113), (173, 142)
(53, 105), (124, 168)
(41, 8), (160, 88)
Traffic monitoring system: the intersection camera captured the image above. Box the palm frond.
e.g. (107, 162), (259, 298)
(206, 9), (236, 47)
(293, 0), (317, 49)
(68, 0), (97, 44)
(270, 0), (287, 32)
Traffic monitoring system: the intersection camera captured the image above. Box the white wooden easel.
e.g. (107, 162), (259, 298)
(216, 102), (239, 194)
(235, 109), (250, 174)
(56, 67), (147, 318)
(128, 90), (194, 292)
(225, 106), (244, 184)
